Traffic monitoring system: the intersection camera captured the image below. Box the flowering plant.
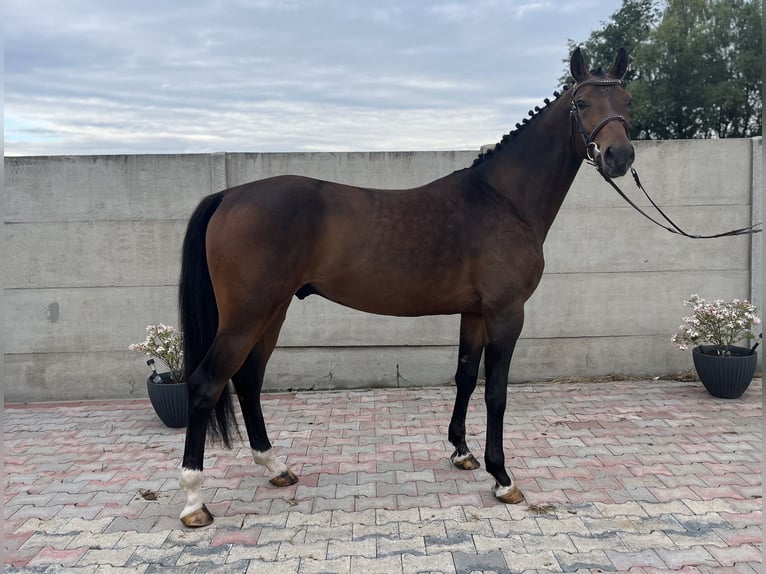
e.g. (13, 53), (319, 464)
(129, 324), (184, 383)
(672, 294), (760, 356)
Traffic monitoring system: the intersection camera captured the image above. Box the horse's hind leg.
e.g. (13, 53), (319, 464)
(180, 328), (258, 527)
(448, 314), (485, 471)
(232, 305), (298, 488)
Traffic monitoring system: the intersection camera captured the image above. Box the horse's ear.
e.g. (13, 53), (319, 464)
(609, 47), (629, 79)
(570, 47), (588, 83)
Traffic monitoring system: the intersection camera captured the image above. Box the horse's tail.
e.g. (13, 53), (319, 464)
(179, 190), (238, 448)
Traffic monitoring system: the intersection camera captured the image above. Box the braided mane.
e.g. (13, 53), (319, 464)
(472, 64), (612, 168)
(471, 87), (570, 167)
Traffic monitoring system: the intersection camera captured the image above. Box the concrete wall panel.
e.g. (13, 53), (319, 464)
(6, 221), (186, 289)
(5, 287), (178, 354)
(8, 269), (747, 358)
(224, 151), (477, 189)
(4, 139), (761, 401)
(6, 154), (217, 223)
(545, 206), (752, 273)
(5, 334), (695, 402)
(564, 139), (753, 208)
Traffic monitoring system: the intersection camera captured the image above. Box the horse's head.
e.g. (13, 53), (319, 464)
(569, 47), (634, 178)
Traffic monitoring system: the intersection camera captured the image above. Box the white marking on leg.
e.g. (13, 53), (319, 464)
(179, 467), (204, 519)
(492, 480), (525, 502)
(451, 451), (474, 464)
(493, 482), (514, 498)
(251, 448), (288, 475)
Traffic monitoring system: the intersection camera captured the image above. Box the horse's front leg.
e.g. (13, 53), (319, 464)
(448, 313), (486, 470)
(483, 305), (526, 504)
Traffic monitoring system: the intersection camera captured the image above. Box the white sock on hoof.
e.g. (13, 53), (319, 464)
(179, 468), (204, 518)
(492, 482), (516, 498)
(451, 452), (474, 464)
(251, 448), (288, 475)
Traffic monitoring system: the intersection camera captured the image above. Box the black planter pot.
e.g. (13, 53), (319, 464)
(146, 372), (188, 428)
(692, 345), (758, 399)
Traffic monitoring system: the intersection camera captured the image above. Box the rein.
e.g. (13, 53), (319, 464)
(570, 79), (762, 239)
(597, 166), (762, 239)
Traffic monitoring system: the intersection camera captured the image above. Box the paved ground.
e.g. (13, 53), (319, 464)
(4, 379), (762, 573)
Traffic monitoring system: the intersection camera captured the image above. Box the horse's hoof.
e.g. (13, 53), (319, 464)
(270, 468), (299, 487)
(493, 483), (525, 504)
(450, 450), (481, 470)
(181, 504), (214, 528)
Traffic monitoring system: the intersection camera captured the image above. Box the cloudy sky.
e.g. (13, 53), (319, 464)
(5, 0), (625, 156)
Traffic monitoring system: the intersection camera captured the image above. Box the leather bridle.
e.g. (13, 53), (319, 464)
(569, 79), (761, 238)
(570, 78), (629, 165)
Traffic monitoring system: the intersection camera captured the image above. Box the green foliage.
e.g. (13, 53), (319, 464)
(564, 0), (762, 139)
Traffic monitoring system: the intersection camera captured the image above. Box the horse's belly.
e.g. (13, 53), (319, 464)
(311, 276), (481, 317)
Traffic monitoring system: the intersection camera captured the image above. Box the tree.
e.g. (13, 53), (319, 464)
(562, 0), (661, 88)
(565, 0), (762, 139)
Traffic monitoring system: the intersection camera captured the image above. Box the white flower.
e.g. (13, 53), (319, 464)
(673, 294), (760, 353)
(130, 324), (185, 383)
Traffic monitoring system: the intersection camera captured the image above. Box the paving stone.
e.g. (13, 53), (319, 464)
(472, 534), (524, 554)
(227, 541), (281, 562)
(569, 531), (623, 553)
(424, 532), (476, 554)
(534, 515), (588, 536)
(176, 544), (232, 566)
(502, 550), (561, 571)
(377, 533), (426, 556)
(604, 549), (667, 570)
(350, 555), (403, 574)
(246, 557), (299, 574)
(453, 549), (510, 573)
(376, 508), (421, 525)
(313, 495), (356, 513)
(402, 551), (457, 574)
(4, 381), (761, 572)
(618, 530), (676, 551)
(656, 545), (717, 569)
(192, 560), (253, 574)
(306, 523), (353, 544)
(276, 540), (328, 561)
(299, 556), (352, 574)
(553, 549), (613, 572)
(327, 537), (376, 559)
(117, 531), (171, 549)
(77, 547), (136, 567)
(592, 500), (649, 518)
(26, 546), (90, 568)
(705, 544), (762, 566)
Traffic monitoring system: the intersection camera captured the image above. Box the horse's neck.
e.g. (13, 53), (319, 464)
(472, 94), (583, 238)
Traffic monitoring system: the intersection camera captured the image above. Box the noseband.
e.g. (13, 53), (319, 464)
(570, 79), (629, 165)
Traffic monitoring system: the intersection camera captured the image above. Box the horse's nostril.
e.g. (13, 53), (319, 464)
(603, 145), (633, 169)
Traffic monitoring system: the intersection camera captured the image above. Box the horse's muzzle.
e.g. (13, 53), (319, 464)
(599, 142), (635, 178)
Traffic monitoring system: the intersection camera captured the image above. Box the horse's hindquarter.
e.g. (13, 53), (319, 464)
(208, 175), (544, 318)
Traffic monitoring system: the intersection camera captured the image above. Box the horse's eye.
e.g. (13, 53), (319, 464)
(627, 99), (633, 109)
(576, 100), (587, 111)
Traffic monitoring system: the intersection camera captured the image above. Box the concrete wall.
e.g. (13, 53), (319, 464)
(4, 138), (762, 402)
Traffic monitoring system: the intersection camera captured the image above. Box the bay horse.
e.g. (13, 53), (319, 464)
(177, 47), (635, 527)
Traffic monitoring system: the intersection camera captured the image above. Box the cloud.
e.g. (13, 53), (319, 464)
(4, 0), (625, 155)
